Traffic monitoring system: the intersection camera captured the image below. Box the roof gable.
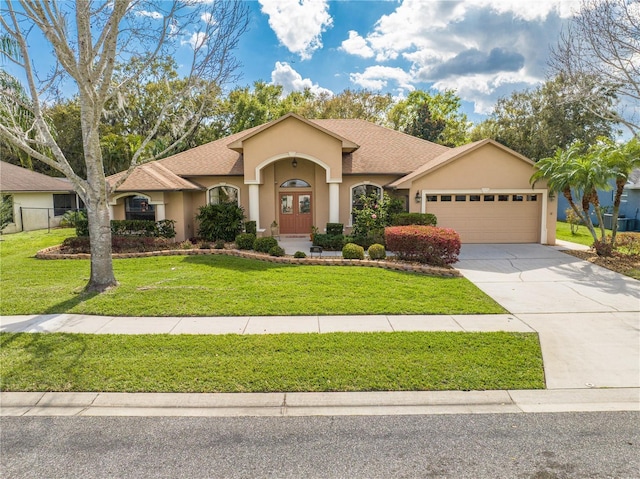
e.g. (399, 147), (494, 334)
(0, 161), (74, 192)
(389, 139), (534, 189)
(227, 113), (359, 152)
(108, 162), (204, 192)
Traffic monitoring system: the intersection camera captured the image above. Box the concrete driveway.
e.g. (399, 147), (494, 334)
(456, 244), (640, 389)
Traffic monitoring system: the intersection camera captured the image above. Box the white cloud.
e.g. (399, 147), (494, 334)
(137, 10), (163, 19)
(271, 61), (333, 96)
(259, 0), (333, 60)
(350, 66), (415, 92)
(184, 32), (206, 50)
(342, 0), (577, 114)
(340, 31), (374, 59)
(201, 12), (216, 26)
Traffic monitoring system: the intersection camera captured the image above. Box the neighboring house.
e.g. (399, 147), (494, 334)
(556, 168), (640, 232)
(107, 113), (556, 244)
(0, 161), (80, 234)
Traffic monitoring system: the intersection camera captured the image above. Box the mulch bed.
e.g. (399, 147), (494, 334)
(563, 249), (640, 279)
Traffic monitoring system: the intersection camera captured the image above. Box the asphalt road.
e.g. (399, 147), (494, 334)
(2, 412), (639, 478)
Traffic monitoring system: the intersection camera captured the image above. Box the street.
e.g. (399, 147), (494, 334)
(2, 412), (638, 478)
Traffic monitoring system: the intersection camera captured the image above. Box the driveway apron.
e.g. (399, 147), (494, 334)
(456, 244), (640, 389)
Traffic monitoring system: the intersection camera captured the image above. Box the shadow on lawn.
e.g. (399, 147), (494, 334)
(43, 290), (100, 314)
(180, 253), (297, 272)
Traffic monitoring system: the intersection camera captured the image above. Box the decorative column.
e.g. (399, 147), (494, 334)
(249, 184), (260, 229)
(155, 203), (165, 222)
(329, 182), (340, 224)
(108, 205), (114, 220)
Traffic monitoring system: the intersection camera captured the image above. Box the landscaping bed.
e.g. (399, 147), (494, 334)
(564, 249), (640, 280)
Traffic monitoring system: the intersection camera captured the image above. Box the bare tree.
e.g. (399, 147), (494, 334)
(0, 0), (249, 292)
(549, 0), (640, 135)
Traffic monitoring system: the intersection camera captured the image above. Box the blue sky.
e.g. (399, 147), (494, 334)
(228, 0), (580, 123)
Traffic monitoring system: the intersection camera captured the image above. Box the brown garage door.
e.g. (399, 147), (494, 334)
(425, 193), (541, 243)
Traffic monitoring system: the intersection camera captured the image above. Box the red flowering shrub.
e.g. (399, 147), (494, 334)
(385, 226), (461, 266)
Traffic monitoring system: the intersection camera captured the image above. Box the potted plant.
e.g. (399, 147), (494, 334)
(310, 225), (319, 241)
(270, 220), (279, 237)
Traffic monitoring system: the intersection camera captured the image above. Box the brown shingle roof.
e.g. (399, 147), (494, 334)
(0, 161), (74, 192)
(109, 162), (204, 192)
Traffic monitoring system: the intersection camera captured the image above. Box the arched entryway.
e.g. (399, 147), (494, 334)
(279, 179), (313, 234)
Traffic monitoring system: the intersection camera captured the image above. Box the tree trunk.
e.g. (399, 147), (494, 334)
(609, 178), (626, 245)
(564, 188), (598, 241)
(86, 200), (117, 292)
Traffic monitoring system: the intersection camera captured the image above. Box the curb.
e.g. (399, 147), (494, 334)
(2, 389), (638, 417)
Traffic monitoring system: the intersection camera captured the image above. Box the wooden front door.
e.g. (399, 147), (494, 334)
(279, 192), (313, 234)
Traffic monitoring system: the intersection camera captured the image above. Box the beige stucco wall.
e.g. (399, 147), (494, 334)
(242, 116), (344, 183)
(1, 192), (63, 233)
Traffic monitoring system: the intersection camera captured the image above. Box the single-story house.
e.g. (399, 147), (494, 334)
(556, 168), (640, 232)
(107, 113), (556, 244)
(0, 161), (81, 233)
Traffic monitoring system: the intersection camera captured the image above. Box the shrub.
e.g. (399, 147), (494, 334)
(347, 231), (385, 250)
(60, 210), (86, 228)
(111, 220), (157, 237)
(156, 219), (177, 239)
(235, 233), (256, 250)
(391, 213), (437, 227)
(342, 242), (365, 260)
(60, 236), (174, 254)
(326, 223), (344, 236)
(196, 203), (245, 242)
(385, 225), (461, 266)
(198, 241), (211, 249)
(368, 243), (386, 260)
(293, 251), (307, 258)
(214, 239), (226, 249)
(269, 245), (285, 257)
(75, 218), (89, 237)
(253, 236), (278, 253)
(313, 233), (345, 250)
(179, 240), (193, 250)
(244, 220), (257, 235)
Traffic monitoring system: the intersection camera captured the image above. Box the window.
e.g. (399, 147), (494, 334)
(498, 195), (509, 202)
(512, 195), (524, 202)
(1, 195), (14, 224)
(53, 194), (76, 216)
(125, 196), (155, 221)
(440, 195), (452, 202)
(470, 195), (481, 202)
(208, 185), (239, 206)
(426, 195), (438, 202)
(484, 195), (495, 202)
(455, 195), (466, 202)
(280, 179), (310, 188)
(527, 194), (538, 201)
(351, 184), (382, 223)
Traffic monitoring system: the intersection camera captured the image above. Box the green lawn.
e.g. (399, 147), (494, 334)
(0, 229), (505, 316)
(555, 220), (603, 246)
(0, 332), (544, 392)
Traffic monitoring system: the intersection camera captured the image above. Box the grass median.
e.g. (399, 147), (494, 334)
(0, 229), (505, 316)
(0, 331), (544, 392)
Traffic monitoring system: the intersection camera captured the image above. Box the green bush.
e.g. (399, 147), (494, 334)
(326, 223), (344, 236)
(367, 243), (386, 260)
(391, 213), (437, 226)
(269, 245), (285, 257)
(254, 236), (278, 253)
(312, 233), (345, 250)
(342, 242), (365, 260)
(60, 210), (86, 228)
(293, 251), (307, 258)
(244, 220), (257, 235)
(214, 239), (226, 249)
(156, 219), (177, 239)
(196, 203), (245, 242)
(75, 218), (176, 239)
(235, 233), (256, 250)
(75, 218), (89, 237)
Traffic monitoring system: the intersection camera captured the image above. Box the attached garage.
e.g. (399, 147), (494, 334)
(389, 140), (555, 244)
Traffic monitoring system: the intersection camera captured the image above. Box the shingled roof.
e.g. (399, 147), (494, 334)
(109, 162), (204, 192)
(0, 161), (74, 193)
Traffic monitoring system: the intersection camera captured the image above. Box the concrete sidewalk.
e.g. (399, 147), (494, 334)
(2, 389), (638, 417)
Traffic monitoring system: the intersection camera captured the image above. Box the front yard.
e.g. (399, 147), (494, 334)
(0, 229), (505, 316)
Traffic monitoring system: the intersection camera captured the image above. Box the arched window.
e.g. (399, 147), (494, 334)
(208, 185), (239, 205)
(125, 195), (155, 221)
(280, 179), (310, 188)
(351, 183), (382, 224)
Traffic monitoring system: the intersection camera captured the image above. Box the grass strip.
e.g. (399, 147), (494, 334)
(0, 332), (544, 392)
(0, 229), (505, 316)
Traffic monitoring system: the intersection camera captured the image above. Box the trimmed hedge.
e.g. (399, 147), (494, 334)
(244, 221), (257, 235)
(75, 219), (176, 239)
(61, 236), (174, 254)
(342, 242), (365, 260)
(391, 213), (437, 226)
(253, 236), (279, 253)
(367, 243), (386, 260)
(385, 225), (460, 266)
(313, 233), (345, 251)
(326, 223), (344, 236)
(235, 233), (256, 250)
(269, 245), (285, 257)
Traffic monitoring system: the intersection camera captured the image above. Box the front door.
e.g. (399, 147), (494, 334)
(279, 192), (313, 234)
